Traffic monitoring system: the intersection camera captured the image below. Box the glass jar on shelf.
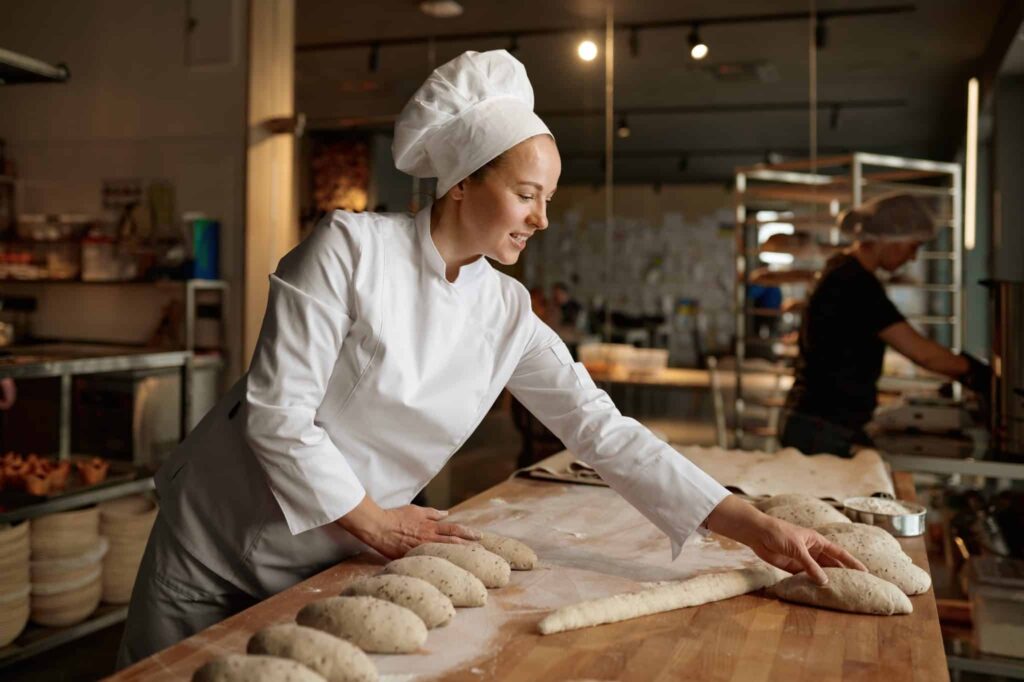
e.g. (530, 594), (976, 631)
(40, 242), (81, 280)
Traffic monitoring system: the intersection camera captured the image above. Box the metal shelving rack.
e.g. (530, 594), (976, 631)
(0, 478), (155, 670)
(733, 153), (963, 448)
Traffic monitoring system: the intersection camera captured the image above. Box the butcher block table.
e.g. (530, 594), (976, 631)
(111, 468), (947, 682)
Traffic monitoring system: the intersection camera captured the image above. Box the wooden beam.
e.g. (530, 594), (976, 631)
(245, 0), (298, 365)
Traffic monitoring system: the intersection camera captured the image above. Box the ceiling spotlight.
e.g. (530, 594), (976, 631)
(815, 18), (829, 50)
(418, 1), (463, 18)
(688, 26), (708, 60)
(616, 116), (631, 139)
(578, 40), (598, 61)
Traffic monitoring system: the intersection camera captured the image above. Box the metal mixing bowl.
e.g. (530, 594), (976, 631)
(842, 496), (927, 537)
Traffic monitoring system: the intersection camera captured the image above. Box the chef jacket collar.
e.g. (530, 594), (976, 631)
(416, 204), (490, 288)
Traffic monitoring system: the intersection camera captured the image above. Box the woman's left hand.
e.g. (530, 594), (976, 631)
(705, 495), (866, 585)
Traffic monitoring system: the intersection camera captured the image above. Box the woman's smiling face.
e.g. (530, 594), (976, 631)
(449, 134), (561, 266)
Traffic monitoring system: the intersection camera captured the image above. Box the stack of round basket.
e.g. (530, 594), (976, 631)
(98, 495), (157, 604)
(0, 520), (30, 645)
(30, 507), (107, 627)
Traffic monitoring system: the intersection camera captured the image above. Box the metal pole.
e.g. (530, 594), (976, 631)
(58, 373), (71, 460)
(181, 357), (193, 440)
(185, 279), (196, 351)
(952, 162), (963, 400)
(603, 1), (615, 341)
(808, 0), (818, 177)
(734, 173), (747, 448)
(852, 153), (863, 208)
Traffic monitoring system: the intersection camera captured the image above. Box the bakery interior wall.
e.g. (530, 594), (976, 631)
(0, 0), (249, 381)
(523, 183), (736, 366)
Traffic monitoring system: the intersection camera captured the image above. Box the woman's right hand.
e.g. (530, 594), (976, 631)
(705, 494), (866, 584)
(336, 496), (480, 560)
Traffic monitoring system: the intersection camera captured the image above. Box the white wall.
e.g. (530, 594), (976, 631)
(524, 183), (738, 361)
(0, 0), (248, 377)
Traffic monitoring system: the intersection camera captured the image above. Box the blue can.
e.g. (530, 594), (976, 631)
(191, 218), (220, 280)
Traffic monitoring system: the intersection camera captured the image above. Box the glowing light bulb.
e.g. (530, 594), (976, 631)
(577, 40), (598, 61)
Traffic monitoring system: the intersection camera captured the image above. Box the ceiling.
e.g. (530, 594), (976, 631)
(295, 0), (1007, 184)
(999, 22), (1024, 74)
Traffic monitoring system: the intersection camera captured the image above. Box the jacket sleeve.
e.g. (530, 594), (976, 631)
(244, 211), (368, 536)
(506, 313), (730, 558)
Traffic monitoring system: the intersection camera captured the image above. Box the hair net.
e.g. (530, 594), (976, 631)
(838, 193), (937, 242)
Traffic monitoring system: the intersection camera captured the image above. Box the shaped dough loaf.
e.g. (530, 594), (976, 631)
(538, 565), (786, 635)
(406, 542), (510, 588)
(854, 547), (932, 596)
(383, 555), (487, 607)
(817, 522), (903, 554)
(247, 624), (377, 682)
(817, 525), (931, 595)
(192, 654), (325, 682)
(756, 493), (826, 512)
(769, 567), (912, 615)
(477, 532), (537, 570)
(766, 500), (851, 528)
(296, 596), (426, 654)
(342, 574), (455, 628)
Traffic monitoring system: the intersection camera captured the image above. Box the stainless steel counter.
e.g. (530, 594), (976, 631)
(874, 426), (1024, 482)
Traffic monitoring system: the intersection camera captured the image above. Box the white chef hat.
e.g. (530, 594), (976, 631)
(392, 50), (552, 198)
(839, 193), (937, 242)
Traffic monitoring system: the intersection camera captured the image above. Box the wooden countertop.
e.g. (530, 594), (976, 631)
(111, 471), (947, 682)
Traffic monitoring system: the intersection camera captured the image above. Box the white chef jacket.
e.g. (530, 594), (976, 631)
(155, 206), (729, 598)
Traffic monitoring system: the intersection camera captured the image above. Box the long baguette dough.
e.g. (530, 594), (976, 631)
(538, 565), (785, 635)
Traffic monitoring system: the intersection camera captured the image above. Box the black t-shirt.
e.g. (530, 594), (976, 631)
(785, 253), (905, 431)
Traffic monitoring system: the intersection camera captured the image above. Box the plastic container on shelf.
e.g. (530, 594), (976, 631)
(81, 235), (121, 282)
(16, 214), (94, 242)
(627, 348), (669, 375)
(38, 242), (81, 280)
(605, 344), (636, 373)
(7, 250), (43, 280)
(578, 342), (609, 373)
(968, 556), (1024, 659)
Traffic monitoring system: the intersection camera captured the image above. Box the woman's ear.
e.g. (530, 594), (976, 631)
(449, 179), (468, 201)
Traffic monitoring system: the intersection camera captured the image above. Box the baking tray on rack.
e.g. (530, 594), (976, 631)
(0, 456), (144, 513)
